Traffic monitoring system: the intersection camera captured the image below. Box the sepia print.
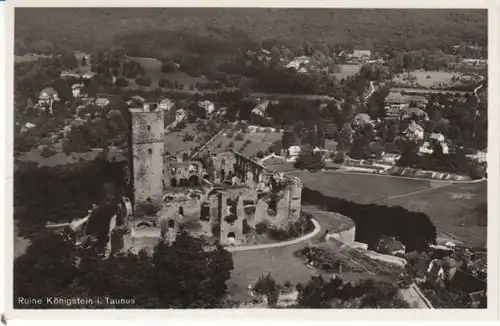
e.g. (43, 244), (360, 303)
(12, 7), (488, 310)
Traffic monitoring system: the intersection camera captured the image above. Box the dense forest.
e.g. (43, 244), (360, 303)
(15, 9), (487, 56)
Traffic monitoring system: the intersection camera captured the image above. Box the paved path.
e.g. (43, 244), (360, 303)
(227, 219), (321, 252)
(364, 81), (375, 101)
(305, 169), (486, 185)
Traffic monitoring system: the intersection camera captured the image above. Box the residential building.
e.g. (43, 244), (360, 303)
(286, 56), (311, 70)
(352, 113), (371, 128)
(430, 132), (445, 143)
(82, 72), (97, 80)
(288, 145), (301, 160)
(467, 150), (487, 163)
(348, 50), (371, 62)
(404, 121), (425, 140)
(419, 141), (449, 156)
(198, 100), (215, 115)
(95, 97), (110, 107)
(252, 100), (270, 117)
(158, 98), (175, 112)
(72, 83), (84, 98)
(20, 122), (36, 134)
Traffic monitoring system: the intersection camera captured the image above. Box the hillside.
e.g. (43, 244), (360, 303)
(15, 8), (487, 55)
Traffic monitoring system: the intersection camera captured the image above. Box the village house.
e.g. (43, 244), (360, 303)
(467, 150), (487, 164)
(352, 113), (372, 129)
(404, 121), (425, 140)
(158, 98), (175, 112)
(81, 71), (96, 80)
(287, 145), (302, 161)
(20, 122), (37, 134)
(95, 97), (110, 107)
(72, 83), (84, 98)
(37, 87), (60, 114)
(198, 100), (215, 115)
(430, 132), (446, 143)
(348, 50), (372, 63)
(252, 100), (270, 117)
(418, 141), (449, 156)
(286, 56), (311, 71)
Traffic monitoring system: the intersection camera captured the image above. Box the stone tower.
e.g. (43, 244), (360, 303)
(129, 107), (165, 211)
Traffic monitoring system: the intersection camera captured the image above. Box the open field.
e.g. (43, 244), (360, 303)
(164, 124), (203, 155)
(381, 181), (487, 248)
(292, 170), (432, 204)
(205, 127), (283, 158)
(15, 54), (52, 63)
(127, 56), (206, 89)
(333, 64), (362, 80)
(393, 70), (478, 89)
(293, 171), (487, 248)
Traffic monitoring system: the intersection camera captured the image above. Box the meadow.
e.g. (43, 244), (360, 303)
(126, 56), (206, 89)
(333, 64), (362, 80)
(205, 127), (283, 158)
(393, 70), (477, 89)
(293, 170), (487, 248)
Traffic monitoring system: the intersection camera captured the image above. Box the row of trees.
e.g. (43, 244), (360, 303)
(301, 187), (437, 252)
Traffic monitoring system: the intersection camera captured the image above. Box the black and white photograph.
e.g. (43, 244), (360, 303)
(4, 3), (496, 317)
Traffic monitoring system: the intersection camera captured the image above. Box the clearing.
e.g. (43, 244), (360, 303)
(332, 64), (362, 80)
(126, 56), (206, 89)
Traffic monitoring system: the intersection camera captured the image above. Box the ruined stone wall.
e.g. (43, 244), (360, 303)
(219, 194), (243, 245)
(130, 109), (164, 209)
(164, 161), (204, 187)
(212, 152), (237, 183)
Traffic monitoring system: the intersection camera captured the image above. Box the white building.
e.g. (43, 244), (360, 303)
(71, 83), (84, 98)
(419, 141), (449, 156)
(288, 146), (301, 161)
(158, 98), (175, 112)
(286, 56), (310, 70)
(252, 100), (270, 117)
(20, 122), (37, 134)
(404, 121), (425, 140)
(430, 132), (445, 143)
(95, 97), (110, 107)
(198, 100), (215, 115)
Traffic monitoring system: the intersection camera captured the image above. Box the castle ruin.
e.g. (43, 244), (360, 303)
(110, 105), (303, 254)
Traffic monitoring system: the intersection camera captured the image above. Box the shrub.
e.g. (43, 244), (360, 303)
(226, 131), (234, 138)
(228, 141), (235, 148)
(234, 133), (245, 141)
(135, 75), (152, 87)
(255, 221), (268, 234)
(183, 133), (195, 142)
(41, 146), (57, 158)
(115, 77), (129, 87)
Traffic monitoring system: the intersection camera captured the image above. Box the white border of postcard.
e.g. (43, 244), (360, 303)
(1, 0), (499, 323)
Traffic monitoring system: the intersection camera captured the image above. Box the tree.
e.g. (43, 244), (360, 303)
(152, 231), (234, 308)
(253, 273), (280, 307)
(62, 54), (78, 70)
(15, 229), (234, 309)
(115, 77), (129, 87)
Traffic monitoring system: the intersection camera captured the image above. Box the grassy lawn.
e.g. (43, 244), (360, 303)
(333, 64), (362, 80)
(127, 56), (206, 89)
(292, 171), (487, 248)
(164, 124), (203, 155)
(292, 171), (431, 203)
(393, 70), (476, 88)
(382, 181), (487, 248)
(206, 128), (283, 158)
